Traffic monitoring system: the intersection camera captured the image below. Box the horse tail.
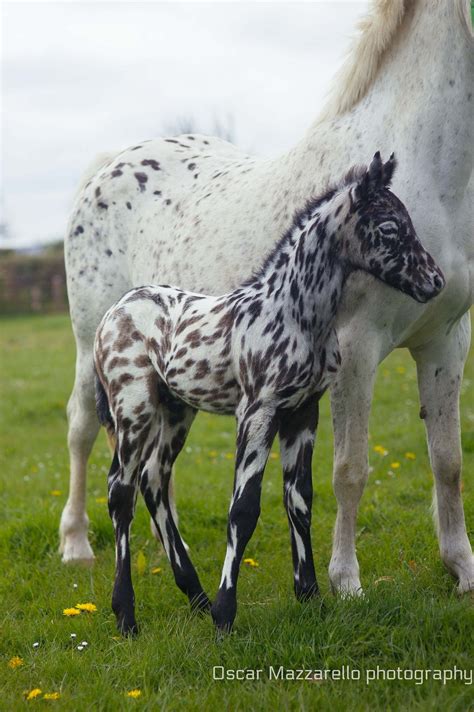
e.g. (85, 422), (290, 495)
(95, 369), (115, 438)
(73, 151), (116, 201)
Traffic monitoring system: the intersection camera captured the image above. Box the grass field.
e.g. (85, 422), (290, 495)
(0, 314), (473, 711)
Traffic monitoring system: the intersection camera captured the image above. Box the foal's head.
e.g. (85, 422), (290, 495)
(343, 152), (445, 303)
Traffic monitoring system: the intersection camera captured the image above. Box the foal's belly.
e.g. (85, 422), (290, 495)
(168, 381), (241, 416)
(162, 341), (241, 415)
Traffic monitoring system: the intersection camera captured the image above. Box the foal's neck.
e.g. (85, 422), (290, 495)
(256, 190), (352, 342)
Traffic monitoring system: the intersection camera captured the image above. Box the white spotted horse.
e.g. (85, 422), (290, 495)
(62, 1), (473, 600)
(94, 154), (445, 635)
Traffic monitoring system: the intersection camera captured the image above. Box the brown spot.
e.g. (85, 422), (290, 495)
(134, 355), (150, 368)
(194, 359), (211, 379)
(108, 356), (130, 369)
(134, 172), (148, 191)
(176, 314), (203, 336)
(141, 159), (160, 171)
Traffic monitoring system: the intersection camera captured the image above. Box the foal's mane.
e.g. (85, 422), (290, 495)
(318, 0), (408, 122)
(245, 164), (366, 285)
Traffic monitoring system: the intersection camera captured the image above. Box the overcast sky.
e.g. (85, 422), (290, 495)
(2, 1), (368, 248)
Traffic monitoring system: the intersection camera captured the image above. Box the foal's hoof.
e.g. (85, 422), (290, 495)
(295, 582), (320, 602)
(210, 603), (235, 637)
(213, 621), (233, 641)
(117, 617), (139, 638)
(190, 591), (212, 615)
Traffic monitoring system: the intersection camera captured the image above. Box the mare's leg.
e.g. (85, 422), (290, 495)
(329, 332), (381, 595)
(211, 399), (278, 633)
(411, 314), (473, 593)
(279, 395), (319, 601)
(140, 399), (211, 611)
(60, 349), (98, 563)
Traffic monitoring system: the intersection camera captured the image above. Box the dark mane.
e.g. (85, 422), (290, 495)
(243, 163), (367, 286)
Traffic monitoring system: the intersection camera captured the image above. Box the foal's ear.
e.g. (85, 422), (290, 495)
(355, 151), (397, 201)
(381, 152), (397, 187)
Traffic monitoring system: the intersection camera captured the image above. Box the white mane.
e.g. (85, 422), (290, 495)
(318, 0), (407, 122)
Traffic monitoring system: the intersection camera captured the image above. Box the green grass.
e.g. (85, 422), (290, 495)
(0, 314), (473, 711)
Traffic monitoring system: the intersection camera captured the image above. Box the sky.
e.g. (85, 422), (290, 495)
(1, 0), (368, 249)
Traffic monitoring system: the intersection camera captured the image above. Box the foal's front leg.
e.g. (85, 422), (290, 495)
(279, 395), (319, 601)
(211, 398), (278, 633)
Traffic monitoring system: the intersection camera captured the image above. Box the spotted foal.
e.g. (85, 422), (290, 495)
(94, 153), (444, 635)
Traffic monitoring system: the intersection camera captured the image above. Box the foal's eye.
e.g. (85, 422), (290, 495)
(378, 221), (398, 236)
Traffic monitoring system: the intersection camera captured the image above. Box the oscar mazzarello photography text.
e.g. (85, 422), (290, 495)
(213, 665), (473, 686)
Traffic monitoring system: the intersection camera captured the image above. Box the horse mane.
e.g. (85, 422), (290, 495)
(244, 164), (366, 285)
(317, 0), (408, 122)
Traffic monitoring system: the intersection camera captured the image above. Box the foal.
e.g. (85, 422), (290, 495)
(94, 153), (445, 635)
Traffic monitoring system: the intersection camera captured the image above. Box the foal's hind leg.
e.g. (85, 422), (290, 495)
(107, 378), (157, 635)
(108, 445), (141, 636)
(140, 400), (211, 612)
(279, 396), (319, 601)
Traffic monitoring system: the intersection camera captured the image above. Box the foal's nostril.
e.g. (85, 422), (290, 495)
(433, 275), (443, 290)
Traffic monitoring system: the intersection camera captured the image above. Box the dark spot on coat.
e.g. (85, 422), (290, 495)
(134, 172), (148, 191)
(141, 159), (160, 171)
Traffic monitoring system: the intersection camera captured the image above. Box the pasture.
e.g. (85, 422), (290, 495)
(1, 313), (473, 710)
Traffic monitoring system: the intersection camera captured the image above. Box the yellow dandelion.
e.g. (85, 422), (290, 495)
(50, 490), (62, 496)
(390, 462), (400, 469)
(8, 656), (23, 669)
(269, 453), (278, 460)
(75, 602), (97, 612)
(126, 689), (142, 698)
(208, 450), (217, 457)
(43, 692), (60, 700)
(63, 608), (80, 617)
(396, 366), (406, 374)
(225, 453), (233, 460)
(151, 567), (162, 574)
(405, 452), (416, 460)
(243, 558), (259, 568)
(373, 445), (388, 456)
(26, 688), (42, 700)
(95, 496), (107, 504)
